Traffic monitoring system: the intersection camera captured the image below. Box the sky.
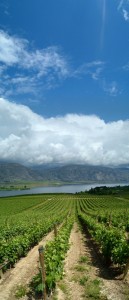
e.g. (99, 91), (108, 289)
(0, 0), (129, 166)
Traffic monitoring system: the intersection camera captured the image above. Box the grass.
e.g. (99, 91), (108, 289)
(86, 279), (100, 299)
(75, 264), (86, 272)
(78, 255), (89, 263)
(52, 290), (58, 300)
(79, 275), (89, 286)
(53, 296), (58, 300)
(58, 282), (67, 293)
(0, 180), (63, 190)
(83, 279), (107, 300)
(71, 274), (80, 283)
(123, 286), (129, 300)
(15, 284), (27, 299)
(57, 281), (71, 300)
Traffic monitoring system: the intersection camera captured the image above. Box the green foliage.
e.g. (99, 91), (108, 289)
(76, 188), (129, 267)
(32, 218), (74, 294)
(88, 185), (129, 195)
(30, 273), (44, 295)
(15, 285), (27, 299)
(85, 279), (102, 299)
(1, 190), (129, 297)
(0, 194), (73, 267)
(79, 275), (88, 286)
(78, 255), (88, 263)
(75, 264), (86, 272)
(78, 212), (129, 265)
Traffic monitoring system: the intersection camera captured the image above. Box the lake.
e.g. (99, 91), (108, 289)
(0, 182), (128, 197)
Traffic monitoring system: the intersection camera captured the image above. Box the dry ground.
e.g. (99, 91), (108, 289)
(0, 230), (54, 300)
(56, 223), (129, 300)
(1, 223), (129, 300)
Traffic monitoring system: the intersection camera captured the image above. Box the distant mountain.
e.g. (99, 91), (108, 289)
(34, 164), (129, 183)
(0, 162), (43, 183)
(0, 162), (129, 184)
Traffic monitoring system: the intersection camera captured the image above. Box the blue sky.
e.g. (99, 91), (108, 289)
(0, 0), (129, 120)
(0, 0), (129, 166)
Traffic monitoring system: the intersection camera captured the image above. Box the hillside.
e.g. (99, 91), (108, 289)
(0, 162), (43, 183)
(0, 162), (129, 184)
(35, 164), (129, 183)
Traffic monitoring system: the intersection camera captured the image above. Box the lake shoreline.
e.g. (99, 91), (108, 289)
(0, 182), (128, 197)
(0, 180), (129, 191)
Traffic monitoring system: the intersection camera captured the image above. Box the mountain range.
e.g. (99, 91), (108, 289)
(0, 162), (129, 184)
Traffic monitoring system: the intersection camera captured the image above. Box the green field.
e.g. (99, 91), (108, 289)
(1, 190), (129, 294)
(0, 181), (62, 190)
(0, 179), (100, 190)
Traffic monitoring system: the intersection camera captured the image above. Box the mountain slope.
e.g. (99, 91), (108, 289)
(0, 163), (43, 182)
(0, 162), (129, 183)
(35, 164), (129, 183)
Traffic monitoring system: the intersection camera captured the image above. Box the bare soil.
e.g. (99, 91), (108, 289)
(56, 223), (87, 300)
(0, 230), (54, 300)
(56, 223), (129, 300)
(1, 223), (129, 300)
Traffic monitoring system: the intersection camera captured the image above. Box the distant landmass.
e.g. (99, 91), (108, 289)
(0, 162), (129, 184)
(0, 163), (43, 183)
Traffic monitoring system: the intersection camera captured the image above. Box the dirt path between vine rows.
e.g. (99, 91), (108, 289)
(56, 223), (129, 300)
(56, 222), (87, 300)
(1, 223), (129, 300)
(0, 230), (54, 300)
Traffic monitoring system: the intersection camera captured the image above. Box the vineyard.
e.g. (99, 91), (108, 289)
(0, 191), (129, 299)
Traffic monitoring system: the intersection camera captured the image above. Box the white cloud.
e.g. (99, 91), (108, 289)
(0, 31), (26, 65)
(117, 0), (124, 10)
(0, 98), (129, 166)
(123, 8), (129, 20)
(123, 62), (129, 70)
(91, 67), (103, 80)
(0, 31), (121, 99)
(0, 31), (69, 75)
(103, 81), (119, 96)
(73, 61), (104, 80)
(0, 30), (70, 97)
(117, 1), (129, 21)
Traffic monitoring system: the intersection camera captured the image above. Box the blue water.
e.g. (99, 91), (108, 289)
(0, 183), (128, 197)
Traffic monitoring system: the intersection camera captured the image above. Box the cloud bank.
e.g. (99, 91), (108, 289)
(0, 98), (129, 166)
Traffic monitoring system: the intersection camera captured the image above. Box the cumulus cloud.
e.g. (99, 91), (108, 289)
(0, 98), (129, 166)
